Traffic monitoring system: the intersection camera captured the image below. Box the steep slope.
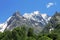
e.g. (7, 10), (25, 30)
(23, 11), (51, 24)
(0, 11), (51, 33)
(6, 11), (30, 30)
(0, 23), (7, 32)
(6, 11), (45, 33)
(41, 14), (51, 23)
(43, 12), (60, 33)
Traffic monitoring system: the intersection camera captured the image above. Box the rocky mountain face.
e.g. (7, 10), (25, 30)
(0, 11), (51, 32)
(49, 12), (60, 29)
(43, 12), (60, 33)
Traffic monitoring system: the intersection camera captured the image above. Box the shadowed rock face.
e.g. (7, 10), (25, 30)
(50, 12), (60, 25)
(42, 12), (60, 33)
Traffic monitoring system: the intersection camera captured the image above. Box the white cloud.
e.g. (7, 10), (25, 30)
(46, 2), (55, 8)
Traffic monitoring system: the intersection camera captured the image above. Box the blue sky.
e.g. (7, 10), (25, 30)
(0, 0), (60, 23)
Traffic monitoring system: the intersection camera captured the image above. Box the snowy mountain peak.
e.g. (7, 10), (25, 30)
(0, 16), (12, 32)
(0, 11), (51, 32)
(23, 11), (50, 20)
(23, 11), (51, 24)
(41, 13), (51, 23)
(41, 13), (48, 19)
(23, 11), (40, 19)
(0, 22), (7, 32)
(7, 16), (12, 22)
(33, 11), (40, 15)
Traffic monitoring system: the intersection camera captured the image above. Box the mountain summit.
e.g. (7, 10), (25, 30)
(23, 11), (51, 23)
(13, 11), (21, 16)
(0, 11), (51, 32)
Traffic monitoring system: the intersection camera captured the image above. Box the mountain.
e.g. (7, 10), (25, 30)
(0, 23), (7, 32)
(0, 11), (51, 32)
(23, 11), (51, 24)
(50, 12), (60, 28)
(43, 12), (60, 33)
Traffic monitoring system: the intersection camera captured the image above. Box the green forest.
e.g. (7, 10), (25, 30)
(0, 22), (60, 40)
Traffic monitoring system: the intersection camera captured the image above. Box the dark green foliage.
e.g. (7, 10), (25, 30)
(48, 33), (58, 40)
(1, 30), (13, 40)
(27, 28), (34, 37)
(0, 32), (4, 39)
(12, 29), (21, 40)
(38, 36), (52, 40)
(55, 23), (60, 29)
(12, 26), (27, 40)
(0, 23), (60, 40)
(27, 37), (36, 40)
